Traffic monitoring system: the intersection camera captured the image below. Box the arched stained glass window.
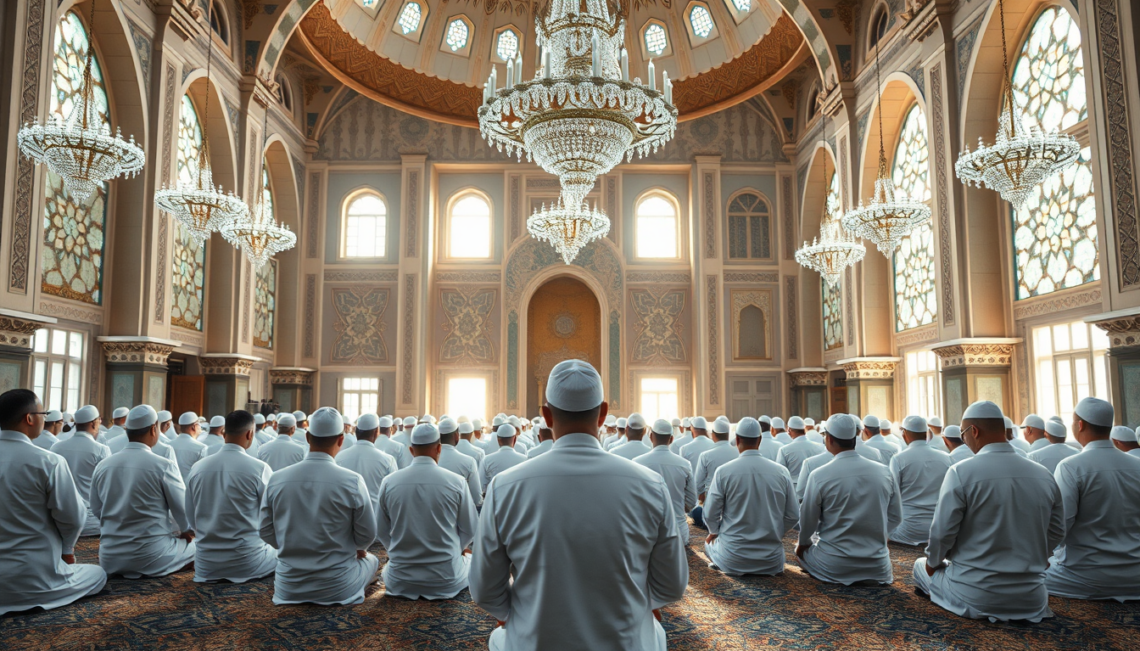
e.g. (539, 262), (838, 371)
(891, 104), (937, 332)
(822, 171), (843, 350)
(496, 29), (519, 62)
(727, 192), (770, 260)
(690, 5), (714, 39)
(445, 18), (469, 51)
(1011, 6), (1097, 299)
(170, 94), (207, 331)
(397, 2), (422, 35)
(41, 11), (110, 305)
(645, 23), (668, 56)
(254, 164), (277, 349)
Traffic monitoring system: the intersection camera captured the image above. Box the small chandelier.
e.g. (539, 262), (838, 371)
(954, 0), (1080, 208)
(797, 117), (865, 286)
(17, 2), (144, 201)
(527, 198), (611, 265)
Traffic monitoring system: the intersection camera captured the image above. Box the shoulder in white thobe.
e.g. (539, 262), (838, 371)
(50, 431), (111, 536)
(479, 446), (528, 492)
(1009, 437), (1031, 454)
(455, 438), (486, 467)
(668, 432), (692, 454)
(1028, 442), (1080, 474)
(888, 441), (953, 545)
(391, 431), (412, 448)
(152, 438), (180, 468)
(886, 433), (906, 449)
(679, 436), (716, 472)
(634, 446), (697, 543)
(758, 434), (784, 462)
(0, 431), (107, 615)
(1028, 438), (1050, 453)
(32, 430), (58, 450)
(774, 432), (792, 444)
(376, 457), (478, 600)
(795, 451), (833, 501)
(1129, 448), (1140, 459)
(469, 434), (687, 651)
(202, 433), (226, 455)
(336, 440), (400, 524)
(526, 439), (553, 459)
(928, 435), (949, 452)
(260, 452), (379, 605)
(160, 426), (178, 442)
(853, 437), (883, 463)
(256, 435), (307, 472)
(185, 444), (277, 583)
(107, 434), (130, 454)
(90, 442), (195, 579)
(703, 450), (798, 576)
(920, 442), (1063, 622)
(254, 428), (275, 446)
(1045, 440), (1140, 601)
(865, 435), (900, 465)
(948, 445), (974, 464)
(774, 437), (826, 484)
(611, 439), (652, 461)
(438, 445), (483, 508)
(105, 426), (126, 441)
(376, 434), (413, 469)
(694, 441), (739, 496)
(806, 431), (824, 444)
(169, 433), (209, 482)
(798, 450), (902, 585)
(604, 434), (627, 451)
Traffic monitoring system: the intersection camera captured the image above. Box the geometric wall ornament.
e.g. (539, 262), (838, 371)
(98, 337), (179, 366)
(788, 368), (828, 387)
(630, 289), (686, 364)
(199, 354), (257, 376)
(439, 287), (497, 365)
(838, 357), (901, 379)
(330, 286), (390, 364)
(0, 313), (54, 350)
(931, 338), (1021, 370)
(269, 367), (316, 386)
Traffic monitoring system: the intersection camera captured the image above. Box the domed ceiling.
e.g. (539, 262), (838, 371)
(294, 0), (808, 125)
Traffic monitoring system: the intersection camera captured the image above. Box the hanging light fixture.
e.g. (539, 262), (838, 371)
(841, 43), (931, 257)
(526, 197), (611, 265)
(154, 1), (248, 241)
(17, 1), (145, 201)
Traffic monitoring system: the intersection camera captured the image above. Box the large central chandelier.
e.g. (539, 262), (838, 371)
(797, 116), (865, 287)
(955, 0), (1079, 208)
(478, 0), (677, 263)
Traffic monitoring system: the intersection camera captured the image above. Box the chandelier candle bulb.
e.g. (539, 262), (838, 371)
(505, 58), (514, 90)
(591, 31), (601, 77)
(663, 71), (671, 104)
(621, 47), (629, 81)
(648, 59), (656, 90)
(490, 65), (497, 94)
(542, 48), (551, 78)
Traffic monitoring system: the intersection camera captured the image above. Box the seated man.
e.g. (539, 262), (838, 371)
(90, 405), (196, 579)
(610, 413), (652, 460)
(704, 418), (798, 576)
(372, 416), (412, 469)
(479, 423), (527, 493)
(797, 414), (902, 585)
(50, 404), (110, 536)
(169, 411), (209, 482)
(1110, 425), (1140, 457)
(914, 401), (1063, 622)
(525, 419), (554, 458)
(774, 416), (825, 485)
(691, 418), (739, 529)
(376, 423), (478, 599)
(888, 416), (952, 546)
(185, 410), (277, 583)
(1028, 419), (1079, 473)
(1045, 398), (1140, 601)
(942, 426), (973, 463)
(0, 390), (107, 615)
(257, 414), (307, 471)
(861, 415), (900, 465)
(678, 417), (715, 472)
(337, 413), (400, 524)
(436, 418), (482, 509)
(634, 419), (697, 544)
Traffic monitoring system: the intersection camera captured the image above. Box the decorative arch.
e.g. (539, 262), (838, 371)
(443, 187), (494, 260)
(724, 188), (774, 260)
(799, 142), (839, 366)
(259, 138), (302, 356)
(179, 71), (240, 194)
(338, 186), (390, 259)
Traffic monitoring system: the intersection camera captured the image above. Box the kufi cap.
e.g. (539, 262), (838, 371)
(308, 407), (344, 437)
(681, 418), (690, 427)
(711, 419), (730, 435)
(736, 417), (761, 438)
(496, 423), (517, 439)
(209, 416), (225, 428)
(1049, 415), (1065, 425)
(818, 420), (828, 433)
(880, 419), (892, 432)
(62, 411), (74, 423)
(627, 413), (647, 430)
(472, 418), (484, 430)
(902, 415), (928, 434)
(862, 414), (880, 428)
(604, 415), (617, 426)
(293, 411), (307, 421)
(402, 416), (417, 427)
(177, 411), (197, 426)
(691, 416), (708, 429)
(1003, 417), (1014, 429)
(112, 407), (129, 419)
(492, 415), (506, 427)
(45, 409), (63, 423)
(827, 414), (858, 440)
(616, 418), (627, 428)
(943, 425), (962, 439)
(277, 414), (296, 428)
(438, 417), (458, 435)
(1022, 414), (1045, 430)
(378, 416), (394, 429)
(459, 421), (474, 434)
(928, 416), (943, 427)
(411, 423), (440, 445)
(1075, 397), (1114, 428)
(1110, 426), (1136, 442)
(253, 413), (265, 425)
(771, 417), (785, 429)
(267, 413), (277, 422)
(652, 419), (674, 436)
(758, 415), (771, 425)
(545, 359), (604, 411)
(787, 416), (805, 430)
(1044, 420), (1067, 438)
(198, 417), (208, 425)
(126, 405), (158, 430)
(804, 418), (815, 427)
(357, 413), (380, 431)
(962, 400), (1004, 421)
(508, 415), (522, 428)
(420, 414), (436, 424)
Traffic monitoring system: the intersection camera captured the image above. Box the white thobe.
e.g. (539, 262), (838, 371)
(634, 446), (697, 544)
(439, 444), (484, 508)
(774, 431), (792, 444)
(105, 426), (126, 441)
(33, 430), (58, 450)
(50, 431), (110, 536)
(376, 434), (413, 469)
(774, 436), (826, 484)
(470, 434), (686, 651)
(798, 450), (902, 585)
(169, 433), (209, 482)
(456, 438), (486, 467)
(611, 439), (652, 461)
(202, 433), (226, 455)
(704, 451), (798, 576)
(669, 432), (692, 454)
(1028, 442), (1079, 474)
(376, 457), (478, 600)
(336, 440), (399, 526)
(928, 434), (949, 453)
(948, 445), (974, 464)
(1129, 449), (1140, 459)
(525, 439), (553, 458)
(758, 433), (784, 462)
(795, 451), (834, 501)
(854, 438), (884, 463)
(679, 436), (716, 472)
(160, 426), (178, 442)
(1028, 438), (1050, 453)
(289, 430), (310, 452)
(806, 431), (823, 444)
(917, 442), (1063, 622)
(152, 438), (180, 467)
(888, 441), (953, 545)
(185, 444), (277, 583)
(694, 441), (739, 496)
(392, 431), (412, 448)
(254, 428), (275, 446)
(260, 453), (379, 605)
(1044, 440), (1140, 601)
(107, 434), (130, 454)
(1009, 437), (1032, 454)
(257, 435), (307, 471)
(604, 434), (627, 451)
(337, 432), (358, 453)
(479, 446), (528, 492)
(90, 442), (195, 578)
(0, 431), (107, 615)
(601, 433), (621, 450)
(865, 435), (899, 465)
(886, 432), (906, 449)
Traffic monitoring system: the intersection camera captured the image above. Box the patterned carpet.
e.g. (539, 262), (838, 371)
(2, 528), (1137, 650)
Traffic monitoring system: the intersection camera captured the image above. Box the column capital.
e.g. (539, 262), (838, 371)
(931, 338), (1022, 370)
(838, 357), (900, 380)
(0, 309), (56, 350)
(787, 367), (828, 387)
(200, 353), (259, 376)
(1086, 308), (1140, 348)
(97, 336), (180, 366)
(269, 367), (316, 386)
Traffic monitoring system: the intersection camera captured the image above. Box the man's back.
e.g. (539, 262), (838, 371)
(796, 451), (833, 501)
(865, 435), (899, 464)
(169, 433), (208, 481)
(455, 438), (486, 466)
(695, 441), (738, 495)
(526, 439), (553, 458)
(634, 446), (697, 542)
(50, 432), (109, 504)
(679, 436), (715, 471)
(888, 441), (952, 545)
(376, 434), (413, 468)
(611, 439), (652, 460)
(336, 440), (398, 516)
(703, 451), (798, 575)
(1028, 442), (1079, 473)
(438, 444), (483, 507)
(758, 435), (783, 462)
(775, 437), (825, 482)
(479, 446), (527, 491)
(257, 435), (307, 471)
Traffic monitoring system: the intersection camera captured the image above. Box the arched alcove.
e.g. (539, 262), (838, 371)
(524, 275), (602, 416)
(263, 136), (302, 364)
(798, 143), (838, 367)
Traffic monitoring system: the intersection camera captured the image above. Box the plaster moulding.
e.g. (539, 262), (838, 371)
(931, 338), (1023, 369)
(837, 357), (902, 379)
(1086, 307), (1140, 348)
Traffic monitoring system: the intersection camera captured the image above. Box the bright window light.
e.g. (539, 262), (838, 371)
(640, 377), (679, 423)
(731, 0), (751, 12)
(449, 193), (491, 258)
(446, 18), (469, 51)
(496, 29), (519, 61)
(645, 23), (668, 56)
(447, 377), (487, 423)
(636, 194), (678, 258)
(690, 5), (714, 38)
(343, 192), (387, 258)
(397, 2), (421, 35)
(341, 377), (380, 423)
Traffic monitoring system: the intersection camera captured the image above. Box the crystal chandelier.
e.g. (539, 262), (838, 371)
(17, 2), (144, 201)
(478, 0), (677, 262)
(796, 117), (865, 287)
(954, 0), (1080, 208)
(841, 45), (930, 257)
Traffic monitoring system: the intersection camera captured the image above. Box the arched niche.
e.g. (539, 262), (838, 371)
(798, 143), (838, 367)
(262, 136), (302, 364)
(524, 275), (603, 416)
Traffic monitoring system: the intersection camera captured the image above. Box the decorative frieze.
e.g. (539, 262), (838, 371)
(270, 368), (316, 387)
(1012, 286), (1101, 320)
(723, 272), (779, 283)
(98, 337), (179, 366)
(1087, 309), (1140, 348)
(323, 270), (400, 283)
(895, 324), (938, 347)
(0, 311), (52, 349)
(839, 357), (900, 380)
(788, 368), (828, 387)
(627, 272), (691, 284)
(932, 339), (1021, 369)
(200, 355), (256, 376)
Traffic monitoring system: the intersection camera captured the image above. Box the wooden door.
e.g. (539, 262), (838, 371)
(169, 375), (205, 417)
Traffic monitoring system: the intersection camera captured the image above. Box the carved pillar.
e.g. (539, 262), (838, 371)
(269, 367), (316, 414)
(787, 367), (828, 420)
(1087, 308), (1140, 426)
(396, 154), (427, 412)
(931, 338), (1021, 424)
(199, 354), (257, 416)
(0, 310), (58, 393)
(694, 156), (722, 411)
(97, 337), (179, 412)
(838, 357), (900, 420)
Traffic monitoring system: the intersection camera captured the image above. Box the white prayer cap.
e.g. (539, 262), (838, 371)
(1003, 417), (1014, 429)
(178, 411), (198, 426)
(818, 420), (828, 433)
(111, 407), (129, 419)
(691, 416), (708, 429)
(1044, 420), (1067, 438)
(438, 417), (458, 435)
(459, 421), (474, 434)
(880, 419), (892, 432)
(671, 417), (681, 427)
(126, 405), (158, 430)
(508, 415), (522, 428)
(411, 423), (440, 445)
(651, 419), (674, 436)
(420, 414), (436, 424)
(267, 413), (277, 422)
(627, 413), (647, 430)
(617, 418), (627, 428)
(293, 411), (307, 421)
(758, 415), (771, 425)
(277, 414), (296, 428)
(604, 415), (617, 426)
(681, 418), (690, 427)
(1075, 397), (1114, 428)
(827, 414), (858, 440)
(253, 413), (265, 425)
(787, 416), (805, 430)
(804, 418), (816, 427)
(45, 409), (63, 423)
(902, 415), (927, 434)
(736, 417), (761, 438)
(928, 416), (943, 427)
(472, 418), (484, 430)
(209, 415), (226, 428)
(492, 415), (506, 427)
(862, 415), (880, 428)
(711, 419), (730, 435)
(943, 425), (962, 439)
(545, 359), (604, 412)
(308, 407), (344, 437)
(377, 415), (393, 428)
(1110, 426), (1137, 442)
(357, 413), (380, 431)
(1049, 415), (1065, 425)
(962, 400), (1004, 421)
(402, 416), (417, 427)
(771, 417), (785, 429)
(62, 411), (74, 423)
(496, 423), (517, 439)
(1022, 414), (1045, 430)
(198, 417), (208, 425)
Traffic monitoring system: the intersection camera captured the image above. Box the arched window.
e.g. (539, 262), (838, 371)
(635, 192), (680, 259)
(689, 4), (714, 39)
(738, 305), (767, 359)
(341, 191), (388, 258)
(254, 163), (277, 349)
(447, 192), (492, 259)
(822, 171), (843, 350)
(726, 192), (771, 260)
(891, 104), (937, 332)
(644, 23), (668, 56)
(728, 0), (751, 14)
(445, 18), (469, 52)
(397, 1), (422, 35)
(41, 11), (110, 305)
(1011, 6), (1097, 299)
(496, 28), (520, 62)
(209, 1), (229, 45)
(170, 94), (207, 331)
(869, 5), (889, 48)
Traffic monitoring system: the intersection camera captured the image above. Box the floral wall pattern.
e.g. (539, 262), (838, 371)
(439, 287), (497, 365)
(629, 289), (687, 364)
(170, 95), (207, 331)
(253, 259), (277, 349)
(330, 286), (391, 364)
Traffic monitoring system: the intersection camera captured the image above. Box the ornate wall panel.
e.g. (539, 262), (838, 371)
(328, 286), (391, 364)
(845, 266), (854, 345)
(404, 169), (419, 257)
(254, 260), (277, 349)
(323, 270), (399, 282)
(627, 272), (691, 283)
(785, 278), (797, 360)
(504, 238), (622, 311)
(724, 272), (780, 283)
(629, 289), (688, 364)
(155, 62), (178, 324)
(438, 287), (498, 365)
(401, 274), (416, 404)
(307, 172), (321, 259)
(930, 62), (955, 326)
(782, 175), (794, 260)
(510, 175), (522, 243)
(435, 271), (502, 283)
(9, 0), (46, 293)
(730, 289), (774, 361)
(703, 171), (717, 258)
(303, 274), (316, 358)
(1011, 286), (1102, 320)
(707, 275), (719, 405)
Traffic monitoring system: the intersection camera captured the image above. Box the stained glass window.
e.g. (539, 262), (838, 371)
(496, 29), (519, 62)
(645, 23), (668, 56)
(445, 18), (469, 52)
(41, 11), (110, 305)
(727, 192), (770, 260)
(1011, 7), (1097, 299)
(690, 5), (714, 38)
(254, 260), (277, 349)
(731, 0), (751, 12)
(397, 2), (421, 35)
(891, 104), (937, 332)
(823, 170), (843, 350)
(170, 94), (206, 331)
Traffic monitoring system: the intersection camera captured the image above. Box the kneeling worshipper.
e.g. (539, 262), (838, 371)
(797, 414), (902, 585)
(795, 444), (833, 502)
(610, 413), (653, 460)
(1044, 398), (1140, 601)
(774, 416), (825, 484)
(678, 416), (715, 471)
(469, 360), (687, 651)
(0, 390), (108, 615)
(375, 415), (413, 469)
(1028, 419), (1079, 473)
(260, 407), (379, 605)
(170, 411), (209, 481)
(337, 413), (400, 522)
(1111, 425), (1140, 457)
(257, 414), (307, 471)
(90, 405), (196, 579)
(703, 417), (798, 576)
(185, 410), (277, 583)
(862, 415), (900, 465)
(692, 417), (739, 528)
(376, 422), (478, 600)
(634, 419), (697, 544)
(437, 417), (483, 508)
(32, 409), (63, 450)
(50, 405), (111, 536)
(888, 416), (953, 546)
(479, 423), (528, 492)
(914, 400), (1064, 622)
(525, 419), (554, 458)
(942, 426), (973, 463)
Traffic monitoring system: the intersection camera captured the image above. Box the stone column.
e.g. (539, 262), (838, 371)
(395, 154), (428, 413)
(1086, 308), (1140, 426)
(97, 337), (180, 411)
(788, 368), (828, 420)
(199, 354), (257, 416)
(269, 367), (316, 414)
(838, 357), (900, 419)
(931, 338), (1021, 424)
(693, 156), (722, 412)
(0, 309), (58, 393)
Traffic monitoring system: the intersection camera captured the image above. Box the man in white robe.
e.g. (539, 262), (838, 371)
(336, 412), (399, 537)
(373, 415), (413, 468)
(796, 450), (833, 501)
(1022, 414), (1049, 453)
(456, 420), (487, 466)
(437, 417), (483, 508)
(157, 410), (177, 442)
(679, 416), (715, 471)
(1005, 417), (1032, 455)
(90, 405), (196, 579)
(704, 417), (798, 576)
(774, 416), (825, 484)
(393, 416), (416, 448)
(260, 407), (379, 605)
(914, 401), (1064, 622)
(758, 424), (785, 461)
(862, 415), (900, 465)
(253, 413), (275, 446)
(257, 414), (307, 471)
(668, 417), (691, 454)
(882, 420), (906, 449)
(32, 409), (63, 450)
(611, 413), (653, 460)
(634, 419), (696, 544)
(50, 404), (110, 536)
(479, 424), (528, 492)
(927, 416), (948, 452)
(888, 415), (953, 546)
(185, 410), (277, 583)
(525, 419), (554, 458)
(1110, 425), (1140, 457)
(943, 425), (974, 464)
(692, 418), (739, 529)
(103, 407), (129, 444)
(470, 360), (687, 651)
(170, 411), (209, 481)
(1028, 419), (1079, 473)
(202, 416), (226, 455)
(771, 417), (791, 444)
(1044, 398), (1140, 601)
(797, 414), (902, 585)
(804, 418), (823, 445)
